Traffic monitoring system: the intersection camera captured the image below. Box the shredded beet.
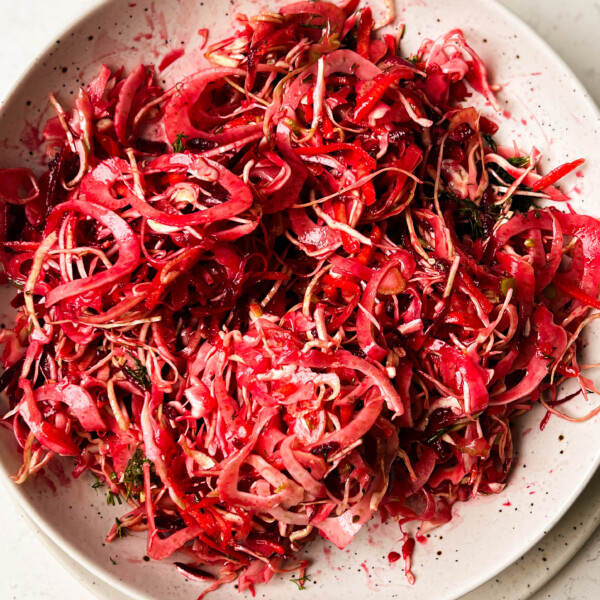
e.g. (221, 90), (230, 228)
(1, 1), (598, 597)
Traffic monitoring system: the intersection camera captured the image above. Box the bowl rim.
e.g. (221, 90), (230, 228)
(0, 0), (111, 107)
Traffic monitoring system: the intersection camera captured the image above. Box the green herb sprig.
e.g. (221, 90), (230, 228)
(172, 132), (189, 153)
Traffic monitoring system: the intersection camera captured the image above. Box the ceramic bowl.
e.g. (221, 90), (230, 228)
(1, 1), (599, 599)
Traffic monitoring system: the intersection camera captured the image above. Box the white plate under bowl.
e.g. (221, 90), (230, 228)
(0, 1), (599, 600)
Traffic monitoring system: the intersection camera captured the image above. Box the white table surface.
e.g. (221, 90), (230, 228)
(0, 1), (599, 599)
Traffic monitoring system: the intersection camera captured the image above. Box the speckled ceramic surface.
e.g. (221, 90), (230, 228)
(1, 1), (599, 600)
(10, 469), (599, 600)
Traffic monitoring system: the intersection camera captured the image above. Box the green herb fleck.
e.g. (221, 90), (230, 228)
(92, 475), (105, 490)
(106, 491), (122, 506)
(7, 278), (24, 290)
(172, 132), (189, 153)
(123, 447), (151, 500)
(290, 576), (311, 590)
(455, 197), (485, 240)
(541, 347), (557, 368)
(488, 163), (537, 216)
(110, 556), (117, 565)
(426, 425), (453, 444)
(507, 156), (530, 168)
(124, 353), (151, 390)
(482, 133), (497, 154)
(425, 420), (469, 444)
(487, 162), (517, 187)
(301, 13), (324, 29)
(115, 517), (127, 538)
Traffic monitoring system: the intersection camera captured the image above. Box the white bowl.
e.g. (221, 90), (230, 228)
(1, 1), (599, 599)
(7, 468), (600, 600)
